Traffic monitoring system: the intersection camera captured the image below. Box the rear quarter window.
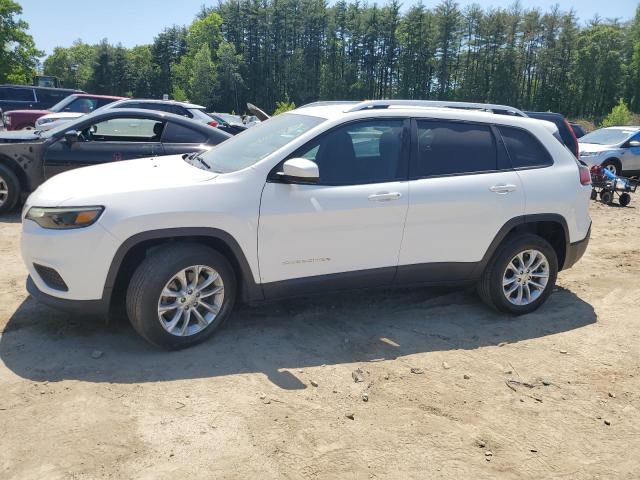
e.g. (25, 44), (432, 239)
(499, 126), (553, 169)
(162, 122), (208, 143)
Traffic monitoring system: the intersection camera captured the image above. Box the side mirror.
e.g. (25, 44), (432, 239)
(279, 158), (319, 184)
(64, 130), (79, 144)
(628, 140), (640, 148)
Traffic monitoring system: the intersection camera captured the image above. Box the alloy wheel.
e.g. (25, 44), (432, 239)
(157, 265), (225, 337)
(0, 175), (8, 207)
(502, 249), (550, 306)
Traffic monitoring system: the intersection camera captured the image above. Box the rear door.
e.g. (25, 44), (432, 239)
(397, 119), (525, 283)
(620, 132), (640, 171)
(43, 116), (164, 178)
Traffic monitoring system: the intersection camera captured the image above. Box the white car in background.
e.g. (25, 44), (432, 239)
(578, 126), (640, 175)
(36, 99), (217, 131)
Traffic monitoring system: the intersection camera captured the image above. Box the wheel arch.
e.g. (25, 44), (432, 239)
(602, 157), (622, 172)
(104, 228), (263, 316)
(476, 214), (570, 276)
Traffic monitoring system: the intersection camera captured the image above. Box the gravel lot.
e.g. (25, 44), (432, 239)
(1, 201), (639, 479)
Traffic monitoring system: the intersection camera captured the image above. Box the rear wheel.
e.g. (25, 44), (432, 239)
(126, 244), (237, 349)
(601, 191), (613, 204)
(477, 234), (558, 315)
(0, 163), (20, 213)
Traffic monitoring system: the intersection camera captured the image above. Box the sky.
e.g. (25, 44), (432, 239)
(18, 0), (639, 56)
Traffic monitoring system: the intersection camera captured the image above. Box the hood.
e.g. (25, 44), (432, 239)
(578, 142), (622, 154)
(4, 109), (50, 116)
(0, 130), (42, 143)
(39, 112), (83, 121)
(28, 154), (218, 207)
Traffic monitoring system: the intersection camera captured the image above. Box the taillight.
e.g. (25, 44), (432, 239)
(4, 114), (11, 128)
(579, 164), (591, 185)
(564, 119), (579, 158)
(208, 120), (219, 128)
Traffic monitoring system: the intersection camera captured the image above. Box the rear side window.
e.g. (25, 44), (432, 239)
(162, 122), (208, 143)
(499, 126), (553, 169)
(0, 87), (35, 102)
(413, 121), (497, 177)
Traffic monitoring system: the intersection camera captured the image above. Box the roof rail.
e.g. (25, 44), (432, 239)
(300, 101), (361, 108)
(345, 100), (528, 117)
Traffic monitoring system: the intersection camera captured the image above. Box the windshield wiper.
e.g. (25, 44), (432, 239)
(184, 151), (212, 170)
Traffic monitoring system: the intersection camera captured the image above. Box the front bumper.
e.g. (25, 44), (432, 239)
(26, 276), (109, 317)
(563, 224), (591, 270)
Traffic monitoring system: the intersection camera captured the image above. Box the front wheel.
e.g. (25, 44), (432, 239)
(619, 192), (631, 207)
(477, 234), (558, 315)
(126, 244), (237, 349)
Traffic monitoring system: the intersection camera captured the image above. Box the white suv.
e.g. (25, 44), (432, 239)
(20, 100), (593, 349)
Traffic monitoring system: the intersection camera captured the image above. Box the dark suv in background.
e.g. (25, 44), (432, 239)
(0, 85), (83, 112)
(525, 111), (579, 158)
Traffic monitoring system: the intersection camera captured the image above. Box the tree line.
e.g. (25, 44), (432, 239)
(2, 0), (640, 119)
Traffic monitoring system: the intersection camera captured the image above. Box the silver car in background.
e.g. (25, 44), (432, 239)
(579, 126), (640, 175)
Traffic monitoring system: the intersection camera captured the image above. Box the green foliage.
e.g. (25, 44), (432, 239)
(0, 0), (43, 83)
(273, 100), (296, 115)
(188, 45), (217, 108)
(601, 99), (633, 127)
(29, 0), (640, 119)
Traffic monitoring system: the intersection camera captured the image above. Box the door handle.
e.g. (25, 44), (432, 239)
(368, 192), (402, 202)
(489, 184), (517, 194)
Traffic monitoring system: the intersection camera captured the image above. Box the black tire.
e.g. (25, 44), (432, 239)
(590, 189), (598, 200)
(601, 191), (613, 204)
(602, 159), (621, 176)
(477, 233), (558, 315)
(619, 192), (631, 207)
(0, 163), (21, 213)
(126, 243), (237, 349)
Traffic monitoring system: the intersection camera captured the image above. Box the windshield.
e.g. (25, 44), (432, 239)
(197, 113), (325, 173)
(40, 109), (104, 137)
(48, 95), (76, 113)
(580, 128), (637, 145)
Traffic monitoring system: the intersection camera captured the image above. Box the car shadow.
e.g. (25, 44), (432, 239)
(0, 286), (596, 389)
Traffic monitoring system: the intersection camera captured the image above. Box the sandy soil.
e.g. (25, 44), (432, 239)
(0, 201), (639, 480)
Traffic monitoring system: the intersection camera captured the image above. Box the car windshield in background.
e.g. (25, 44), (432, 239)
(41, 110), (102, 136)
(579, 128), (637, 145)
(198, 113), (324, 173)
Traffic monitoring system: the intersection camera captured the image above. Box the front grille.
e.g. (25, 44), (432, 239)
(33, 264), (68, 292)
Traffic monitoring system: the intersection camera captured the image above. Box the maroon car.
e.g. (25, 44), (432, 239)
(3, 94), (125, 131)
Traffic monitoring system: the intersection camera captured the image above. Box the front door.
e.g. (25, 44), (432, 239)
(258, 118), (410, 297)
(43, 117), (164, 179)
(620, 132), (640, 171)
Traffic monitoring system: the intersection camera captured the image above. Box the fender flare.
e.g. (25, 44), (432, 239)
(102, 227), (264, 308)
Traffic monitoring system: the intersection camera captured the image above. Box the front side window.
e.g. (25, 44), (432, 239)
(413, 121), (497, 177)
(81, 117), (164, 142)
(293, 119), (406, 185)
(499, 126), (553, 169)
(198, 113), (324, 173)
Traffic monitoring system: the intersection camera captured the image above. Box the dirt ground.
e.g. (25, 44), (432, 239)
(0, 201), (639, 480)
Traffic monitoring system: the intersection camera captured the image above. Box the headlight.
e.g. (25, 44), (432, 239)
(579, 151), (600, 157)
(36, 117), (55, 125)
(25, 206), (104, 229)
